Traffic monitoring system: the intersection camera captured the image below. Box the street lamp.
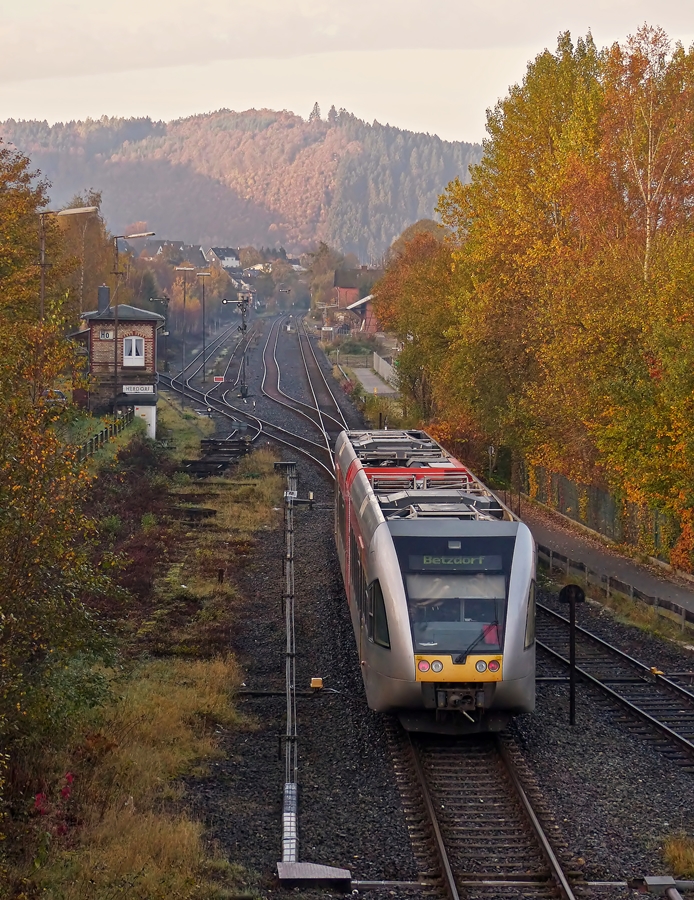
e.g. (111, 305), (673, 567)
(112, 230), (155, 406)
(38, 205), (98, 319)
(197, 271), (211, 382)
(175, 266), (196, 372)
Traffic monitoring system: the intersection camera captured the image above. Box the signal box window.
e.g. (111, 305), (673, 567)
(123, 336), (145, 366)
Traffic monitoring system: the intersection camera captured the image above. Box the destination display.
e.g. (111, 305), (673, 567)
(409, 554), (502, 572)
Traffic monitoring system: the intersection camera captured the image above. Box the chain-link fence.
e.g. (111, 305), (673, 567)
(529, 466), (678, 561)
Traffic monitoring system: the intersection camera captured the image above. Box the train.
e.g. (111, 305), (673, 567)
(334, 429), (536, 733)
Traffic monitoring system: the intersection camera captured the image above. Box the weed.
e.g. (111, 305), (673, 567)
(664, 831), (694, 877)
(141, 513), (157, 532)
(542, 567), (693, 643)
(33, 656), (246, 900)
(157, 396), (214, 463)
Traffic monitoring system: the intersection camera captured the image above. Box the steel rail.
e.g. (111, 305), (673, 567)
(163, 371), (335, 479)
(406, 735), (460, 900)
(292, 322), (332, 457)
(407, 733), (576, 900)
(496, 739), (577, 900)
(162, 319), (336, 478)
(295, 317), (348, 432)
(536, 639), (694, 757)
(261, 316), (343, 442)
(169, 321), (239, 387)
(538, 603), (694, 704)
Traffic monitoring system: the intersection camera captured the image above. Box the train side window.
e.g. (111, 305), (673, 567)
(367, 580), (390, 649)
(524, 580), (536, 649)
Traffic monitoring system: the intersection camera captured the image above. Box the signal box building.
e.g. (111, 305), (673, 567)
(81, 295), (164, 438)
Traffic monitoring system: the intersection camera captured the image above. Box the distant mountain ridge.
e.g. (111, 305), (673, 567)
(0, 108), (481, 257)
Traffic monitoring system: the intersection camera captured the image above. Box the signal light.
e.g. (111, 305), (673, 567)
(418, 660), (430, 672)
(475, 660), (488, 673)
(431, 660), (444, 673)
(488, 660), (500, 673)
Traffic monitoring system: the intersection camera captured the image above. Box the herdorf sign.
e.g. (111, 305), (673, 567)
(213, 376), (225, 383)
(122, 384), (154, 394)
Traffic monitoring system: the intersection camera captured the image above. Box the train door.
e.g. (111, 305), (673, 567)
(349, 528), (369, 686)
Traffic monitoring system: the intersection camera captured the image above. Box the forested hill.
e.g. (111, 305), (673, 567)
(0, 109), (481, 257)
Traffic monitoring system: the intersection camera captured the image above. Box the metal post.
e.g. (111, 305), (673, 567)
(240, 297), (249, 398)
(163, 296), (170, 372)
(182, 274), (187, 372)
(570, 592), (576, 726)
(113, 238), (120, 408)
(197, 272), (211, 383)
(175, 267), (195, 374)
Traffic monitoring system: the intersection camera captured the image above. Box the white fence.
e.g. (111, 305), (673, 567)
(373, 352), (398, 388)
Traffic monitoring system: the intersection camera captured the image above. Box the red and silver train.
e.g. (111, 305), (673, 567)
(334, 430), (536, 733)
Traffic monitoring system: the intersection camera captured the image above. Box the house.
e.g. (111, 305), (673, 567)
(346, 294), (379, 334)
(206, 247), (241, 270)
(334, 266), (383, 309)
(139, 240), (207, 267)
(81, 287), (164, 438)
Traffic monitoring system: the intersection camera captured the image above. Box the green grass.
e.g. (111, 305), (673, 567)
(157, 393), (215, 462)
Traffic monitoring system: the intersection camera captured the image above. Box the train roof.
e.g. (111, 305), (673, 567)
(341, 429), (454, 467)
(336, 430), (516, 535)
(377, 489), (502, 521)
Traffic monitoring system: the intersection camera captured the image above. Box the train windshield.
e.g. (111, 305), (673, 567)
(393, 536), (516, 656)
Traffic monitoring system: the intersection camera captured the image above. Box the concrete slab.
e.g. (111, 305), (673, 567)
(352, 367), (398, 396)
(277, 861), (351, 891)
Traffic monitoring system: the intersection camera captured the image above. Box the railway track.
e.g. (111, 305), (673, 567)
(261, 315), (347, 450)
(391, 729), (576, 900)
(162, 315), (336, 479)
(537, 603), (694, 768)
(295, 317), (348, 439)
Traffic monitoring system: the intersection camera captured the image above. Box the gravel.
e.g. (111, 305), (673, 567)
(184, 322), (418, 898)
(183, 319), (694, 899)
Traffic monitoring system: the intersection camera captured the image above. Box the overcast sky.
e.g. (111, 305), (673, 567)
(1, 1), (693, 143)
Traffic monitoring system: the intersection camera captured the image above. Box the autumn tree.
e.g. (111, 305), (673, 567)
(374, 232), (457, 421)
(57, 190), (113, 319)
(0, 146), (114, 799)
(0, 140), (52, 321)
(306, 241), (344, 309)
(429, 27), (694, 567)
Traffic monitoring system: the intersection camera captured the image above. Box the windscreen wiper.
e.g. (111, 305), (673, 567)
(453, 621), (499, 665)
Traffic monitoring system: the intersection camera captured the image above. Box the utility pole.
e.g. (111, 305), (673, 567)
(197, 271), (211, 382)
(176, 266), (195, 373)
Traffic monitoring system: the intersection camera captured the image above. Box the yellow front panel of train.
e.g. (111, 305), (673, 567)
(414, 654), (503, 682)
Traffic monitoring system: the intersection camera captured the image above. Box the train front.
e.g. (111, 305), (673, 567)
(369, 519), (536, 733)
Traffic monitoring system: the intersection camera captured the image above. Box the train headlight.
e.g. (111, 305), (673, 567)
(487, 660), (500, 673)
(475, 660), (488, 673)
(418, 660), (430, 672)
(431, 660), (444, 673)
